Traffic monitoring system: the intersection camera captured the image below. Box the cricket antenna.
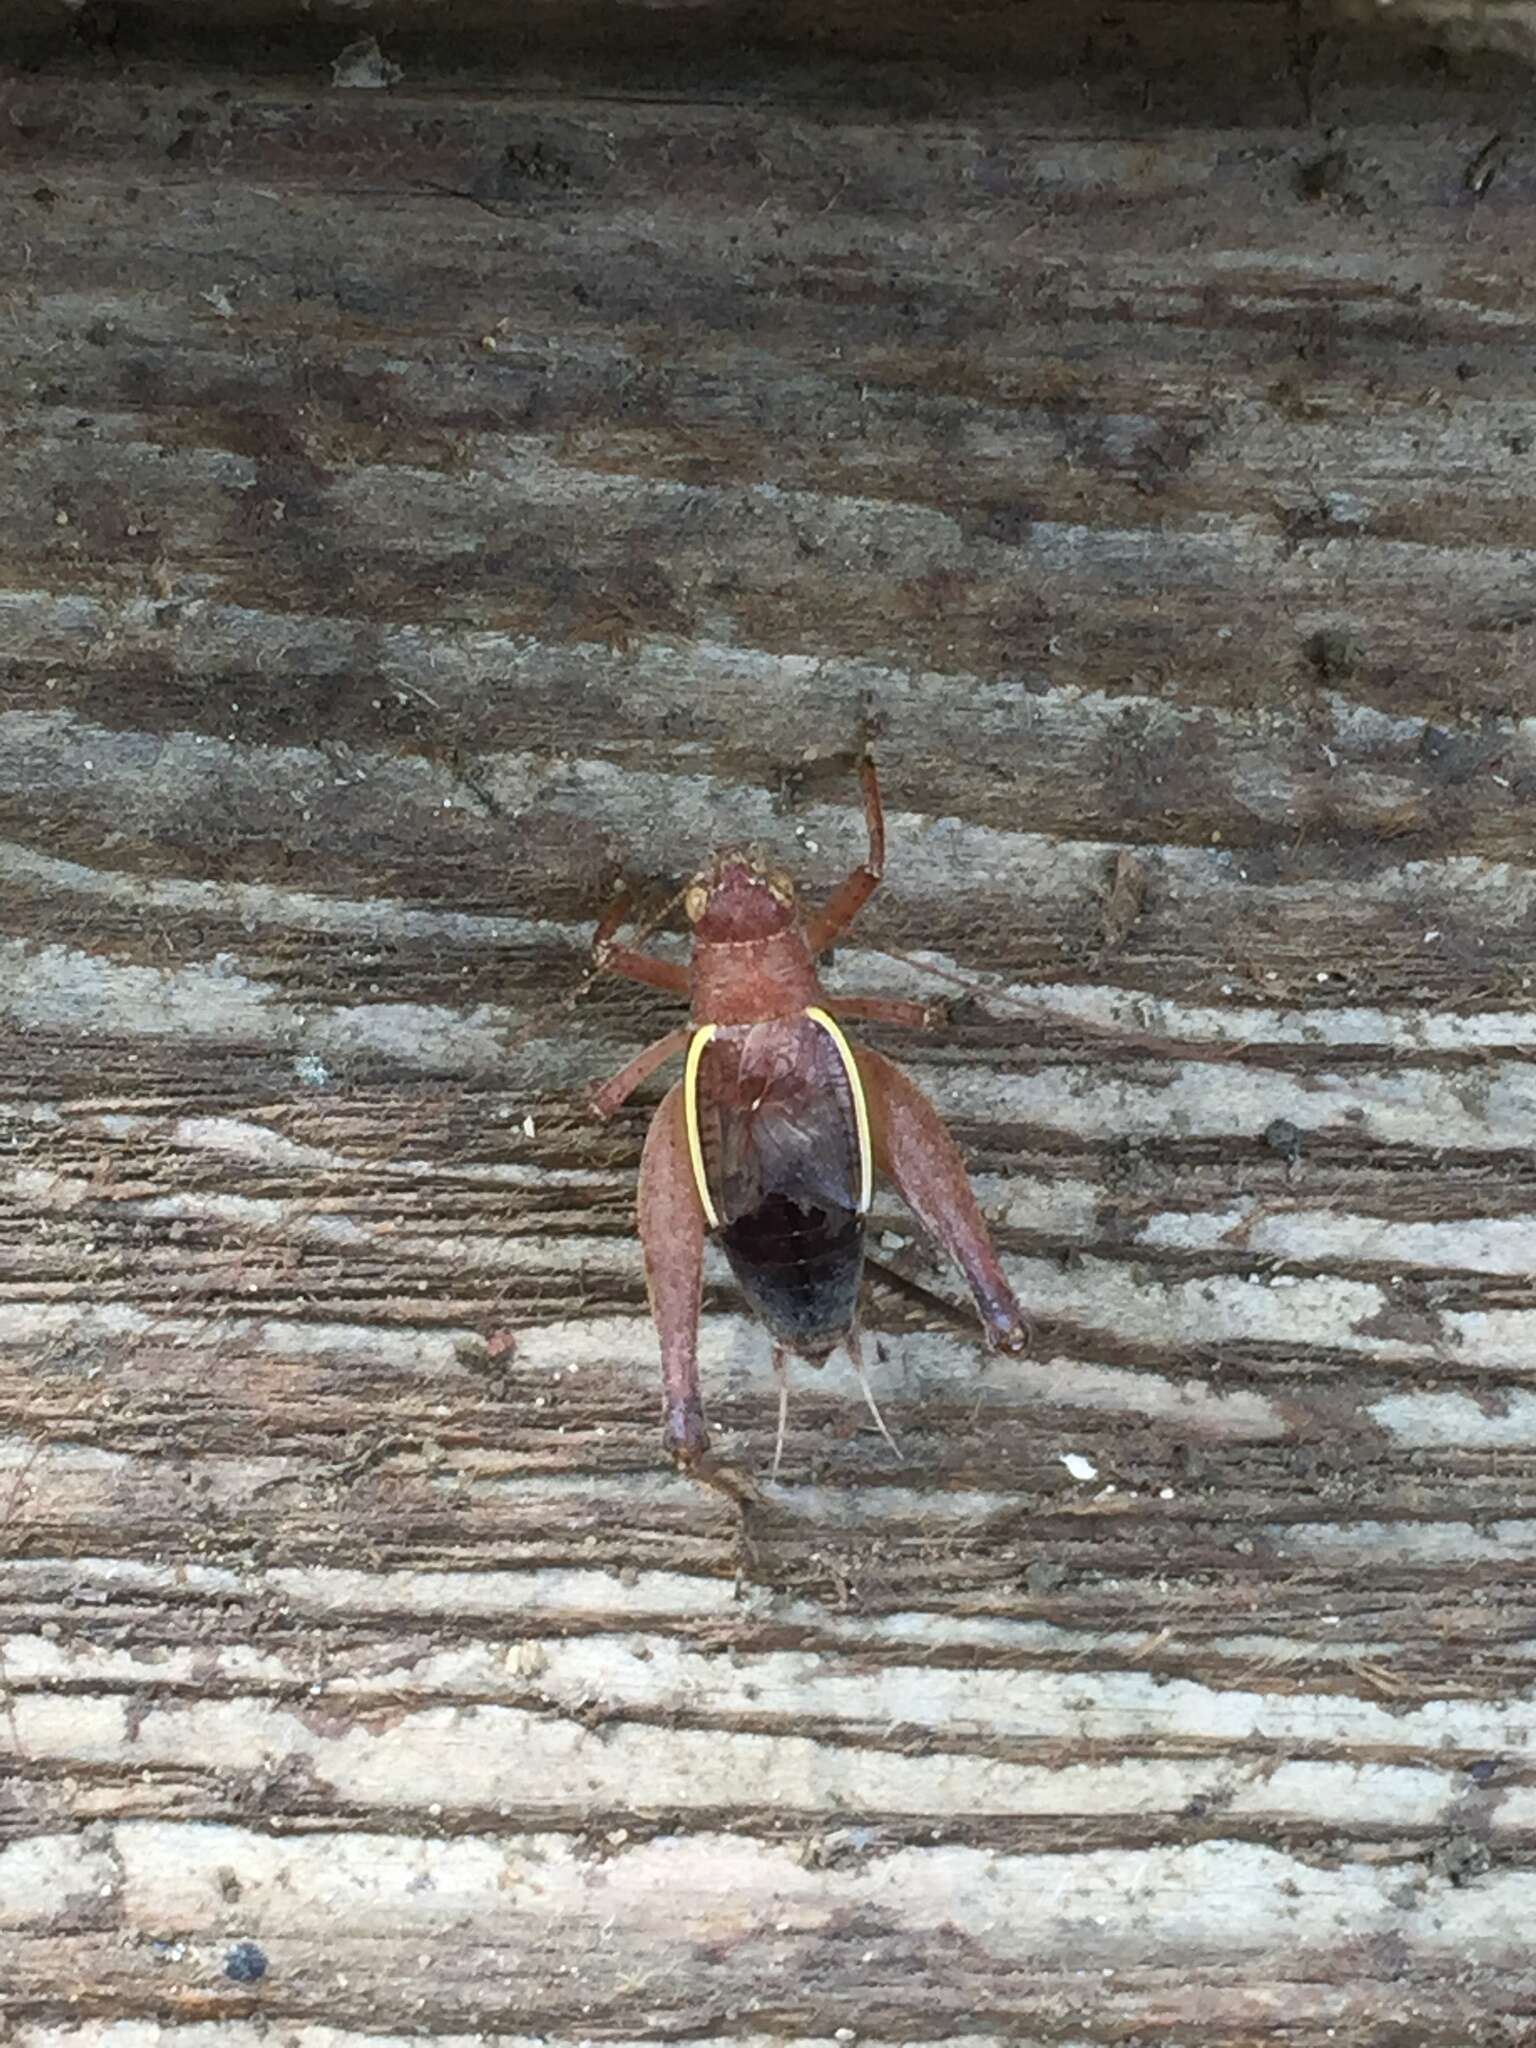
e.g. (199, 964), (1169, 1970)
(846, 1326), (901, 1464)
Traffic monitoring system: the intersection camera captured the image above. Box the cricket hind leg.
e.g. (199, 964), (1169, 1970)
(804, 756), (886, 956)
(638, 1084), (765, 1510)
(856, 1047), (1029, 1355)
(637, 1082), (710, 1463)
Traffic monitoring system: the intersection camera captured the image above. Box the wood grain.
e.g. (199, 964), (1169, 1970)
(4, 8), (1536, 2044)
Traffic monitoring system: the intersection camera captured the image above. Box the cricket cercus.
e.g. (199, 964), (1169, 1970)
(587, 759), (1027, 1477)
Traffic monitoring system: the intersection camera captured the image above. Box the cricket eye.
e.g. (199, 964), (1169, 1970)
(684, 884), (709, 923)
(766, 869), (796, 904)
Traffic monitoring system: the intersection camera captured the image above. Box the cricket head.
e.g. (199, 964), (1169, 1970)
(684, 852), (797, 943)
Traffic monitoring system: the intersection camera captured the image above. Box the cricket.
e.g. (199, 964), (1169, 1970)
(587, 758), (1028, 1478)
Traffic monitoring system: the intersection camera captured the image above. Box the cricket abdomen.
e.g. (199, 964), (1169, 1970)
(719, 1193), (864, 1356)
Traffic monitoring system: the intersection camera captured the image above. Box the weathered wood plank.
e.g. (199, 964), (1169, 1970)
(4, 8), (1536, 2045)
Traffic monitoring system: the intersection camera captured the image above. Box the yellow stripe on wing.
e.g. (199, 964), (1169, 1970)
(683, 1024), (721, 1228)
(804, 1006), (873, 1214)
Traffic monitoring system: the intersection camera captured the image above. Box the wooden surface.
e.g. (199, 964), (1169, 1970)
(5, 6), (1536, 2043)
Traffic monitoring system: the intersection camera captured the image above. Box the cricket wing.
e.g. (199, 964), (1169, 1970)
(693, 1015), (864, 1223)
(692, 1015), (868, 1353)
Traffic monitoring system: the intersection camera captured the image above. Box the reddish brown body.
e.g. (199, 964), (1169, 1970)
(588, 760), (1027, 1472)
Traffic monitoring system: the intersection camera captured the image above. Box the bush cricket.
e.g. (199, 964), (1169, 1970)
(588, 759), (1027, 1479)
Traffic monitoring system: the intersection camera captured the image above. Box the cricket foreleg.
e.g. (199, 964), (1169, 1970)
(856, 1047), (1027, 1354)
(592, 889), (690, 997)
(637, 1082), (710, 1462)
(588, 1027), (692, 1120)
(804, 756), (886, 955)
